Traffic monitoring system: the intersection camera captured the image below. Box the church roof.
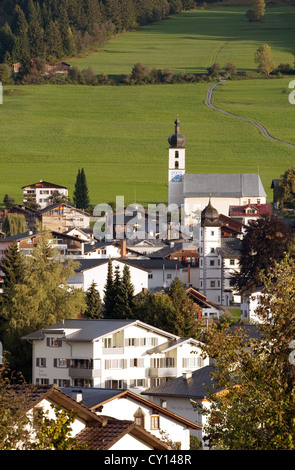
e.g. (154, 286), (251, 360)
(168, 118), (186, 148)
(183, 174), (267, 198)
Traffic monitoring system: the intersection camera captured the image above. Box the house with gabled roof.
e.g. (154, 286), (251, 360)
(22, 180), (68, 209)
(37, 203), (91, 232)
(142, 365), (217, 448)
(22, 319), (209, 392)
(61, 386), (201, 449)
(13, 384), (171, 450)
(0, 230), (86, 259)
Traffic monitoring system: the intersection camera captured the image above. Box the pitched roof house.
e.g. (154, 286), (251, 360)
(142, 365), (217, 449)
(14, 384), (171, 450)
(22, 180), (68, 209)
(22, 319), (209, 391)
(37, 203), (91, 232)
(61, 386), (200, 449)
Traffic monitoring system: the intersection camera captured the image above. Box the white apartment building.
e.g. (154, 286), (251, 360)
(22, 180), (68, 209)
(22, 319), (209, 392)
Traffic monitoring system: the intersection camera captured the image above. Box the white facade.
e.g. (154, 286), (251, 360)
(24, 319), (209, 392)
(68, 259), (149, 295)
(241, 288), (264, 323)
(199, 224), (222, 305)
(22, 180), (68, 209)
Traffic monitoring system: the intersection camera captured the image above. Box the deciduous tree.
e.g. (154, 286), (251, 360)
(199, 253), (295, 450)
(255, 44), (275, 77)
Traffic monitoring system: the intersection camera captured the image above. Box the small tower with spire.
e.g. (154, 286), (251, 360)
(199, 197), (222, 305)
(168, 118), (186, 207)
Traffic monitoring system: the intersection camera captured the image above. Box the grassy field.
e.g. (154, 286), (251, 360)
(1, 78), (294, 207)
(69, 5), (295, 77)
(0, 4), (294, 208)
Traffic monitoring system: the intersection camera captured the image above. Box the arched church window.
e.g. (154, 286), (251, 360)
(175, 161), (179, 169)
(175, 151), (179, 158)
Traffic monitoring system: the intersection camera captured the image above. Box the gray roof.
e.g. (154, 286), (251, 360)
(22, 319), (178, 342)
(216, 237), (242, 258)
(61, 387), (125, 409)
(183, 173), (267, 198)
(142, 365), (218, 399)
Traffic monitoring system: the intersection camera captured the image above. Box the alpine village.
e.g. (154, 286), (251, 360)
(0, 0), (295, 454)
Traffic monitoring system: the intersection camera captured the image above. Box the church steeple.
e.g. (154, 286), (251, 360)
(168, 118), (186, 149)
(168, 118), (186, 207)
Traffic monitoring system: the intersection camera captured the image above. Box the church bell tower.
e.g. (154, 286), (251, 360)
(168, 118), (186, 207)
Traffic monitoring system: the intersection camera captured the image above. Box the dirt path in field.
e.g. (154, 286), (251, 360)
(205, 79), (295, 149)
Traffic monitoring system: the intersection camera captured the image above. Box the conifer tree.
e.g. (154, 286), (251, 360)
(84, 281), (102, 319)
(27, 0), (45, 58)
(73, 168), (90, 210)
(103, 259), (115, 317)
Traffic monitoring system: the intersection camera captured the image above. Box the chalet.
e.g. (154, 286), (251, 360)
(11, 384), (171, 451)
(228, 203), (272, 225)
(45, 62), (71, 75)
(22, 180), (68, 209)
(37, 203), (91, 232)
(22, 319), (209, 391)
(61, 386), (200, 450)
(186, 287), (226, 320)
(0, 230), (85, 259)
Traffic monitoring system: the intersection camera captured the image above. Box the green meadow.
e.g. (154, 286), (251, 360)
(69, 5), (295, 76)
(0, 4), (294, 207)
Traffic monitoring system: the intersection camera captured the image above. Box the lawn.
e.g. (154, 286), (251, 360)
(0, 4), (294, 208)
(0, 78), (294, 207)
(68, 5), (295, 77)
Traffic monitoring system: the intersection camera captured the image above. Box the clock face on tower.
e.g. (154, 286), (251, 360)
(171, 171), (183, 183)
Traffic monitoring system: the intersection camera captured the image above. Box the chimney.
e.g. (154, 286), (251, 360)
(121, 239), (126, 259)
(71, 390), (83, 403)
(182, 371), (192, 380)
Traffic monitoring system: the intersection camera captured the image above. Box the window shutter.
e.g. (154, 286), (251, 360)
(53, 359), (57, 367)
(36, 358), (39, 367)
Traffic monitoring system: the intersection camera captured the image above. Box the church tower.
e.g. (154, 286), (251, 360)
(199, 198), (222, 305)
(168, 118), (186, 207)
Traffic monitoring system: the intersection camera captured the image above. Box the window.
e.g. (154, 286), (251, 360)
(36, 378), (49, 385)
(211, 230), (215, 236)
(47, 337), (62, 347)
(151, 415), (160, 430)
(105, 380), (127, 389)
(103, 337), (112, 348)
(175, 151), (179, 158)
(210, 260), (215, 266)
(105, 359), (126, 369)
(148, 273), (153, 279)
(167, 273), (172, 279)
(134, 408), (145, 427)
(230, 259), (235, 265)
(36, 358), (46, 367)
(175, 161), (179, 169)
(54, 358), (69, 368)
(210, 248), (215, 253)
(210, 281), (216, 288)
(130, 358), (144, 367)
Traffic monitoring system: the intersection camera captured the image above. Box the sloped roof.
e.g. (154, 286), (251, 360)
(75, 418), (171, 450)
(22, 319), (178, 343)
(142, 365), (218, 399)
(183, 174), (267, 198)
(61, 387), (201, 429)
(216, 237), (242, 258)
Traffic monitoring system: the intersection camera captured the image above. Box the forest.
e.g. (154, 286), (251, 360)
(0, 0), (197, 66)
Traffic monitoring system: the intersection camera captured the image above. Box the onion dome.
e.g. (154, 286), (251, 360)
(201, 198), (220, 227)
(168, 118), (186, 148)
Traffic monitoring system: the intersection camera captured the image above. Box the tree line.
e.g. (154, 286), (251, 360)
(0, 0), (197, 67)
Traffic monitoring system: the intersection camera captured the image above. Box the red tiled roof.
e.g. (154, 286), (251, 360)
(75, 418), (171, 450)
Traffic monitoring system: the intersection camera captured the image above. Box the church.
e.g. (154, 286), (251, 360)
(167, 118), (268, 308)
(167, 118), (267, 224)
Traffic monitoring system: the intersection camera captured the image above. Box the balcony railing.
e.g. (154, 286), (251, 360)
(149, 367), (177, 378)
